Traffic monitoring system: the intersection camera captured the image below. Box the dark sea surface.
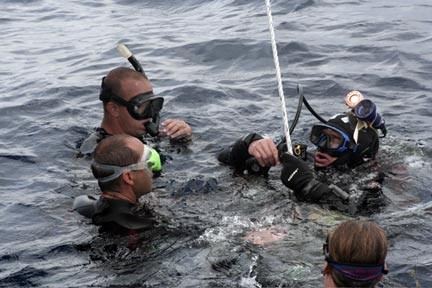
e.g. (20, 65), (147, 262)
(1, 0), (431, 287)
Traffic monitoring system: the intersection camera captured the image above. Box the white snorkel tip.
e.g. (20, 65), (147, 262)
(116, 43), (146, 76)
(116, 44), (132, 59)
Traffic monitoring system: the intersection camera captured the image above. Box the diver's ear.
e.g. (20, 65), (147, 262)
(121, 171), (134, 185)
(106, 101), (120, 117)
(323, 262), (329, 275)
(322, 262), (335, 287)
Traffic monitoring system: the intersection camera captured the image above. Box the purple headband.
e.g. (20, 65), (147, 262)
(327, 259), (388, 281)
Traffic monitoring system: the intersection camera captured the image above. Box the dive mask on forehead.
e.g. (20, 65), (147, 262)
(92, 144), (162, 183)
(310, 124), (358, 157)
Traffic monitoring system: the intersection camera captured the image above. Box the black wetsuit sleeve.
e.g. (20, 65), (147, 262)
(217, 133), (264, 169)
(116, 214), (157, 231)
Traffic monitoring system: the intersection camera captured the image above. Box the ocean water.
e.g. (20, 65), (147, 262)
(1, 0), (431, 287)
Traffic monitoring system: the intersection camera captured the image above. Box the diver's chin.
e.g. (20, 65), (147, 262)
(314, 152), (337, 168)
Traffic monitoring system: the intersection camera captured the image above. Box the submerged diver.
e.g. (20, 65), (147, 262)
(74, 134), (162, 234)
(218, 91), (388, 214)
(79, 66), (192, 154)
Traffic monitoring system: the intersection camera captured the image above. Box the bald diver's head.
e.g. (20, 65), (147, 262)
(99, 67), (163, 137)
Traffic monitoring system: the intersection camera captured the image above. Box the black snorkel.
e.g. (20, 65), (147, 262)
(116, 44), (161, 137)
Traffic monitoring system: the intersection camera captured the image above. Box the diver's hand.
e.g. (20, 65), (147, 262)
(160, 119), (192, 139)
(248, 138), (280, 167)
(280, 152), (313, 192)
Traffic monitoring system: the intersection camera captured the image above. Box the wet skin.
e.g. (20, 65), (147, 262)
(314, 129), (341, 168)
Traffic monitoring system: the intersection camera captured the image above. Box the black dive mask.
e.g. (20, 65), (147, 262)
(108, 92), (164, 121)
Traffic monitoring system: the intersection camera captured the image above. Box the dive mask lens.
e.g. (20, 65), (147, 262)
(311, 126), (343, 149)
(134, 100), (151, 119)
(310, 124), (353, 156)
(310, 126), (328, 148)
(151, 98), (164, 114)
(128, 92), (164, 120)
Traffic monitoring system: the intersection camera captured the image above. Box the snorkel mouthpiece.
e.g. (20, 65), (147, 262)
(354, 99), (386, 136)
(145, 119), (160, 137)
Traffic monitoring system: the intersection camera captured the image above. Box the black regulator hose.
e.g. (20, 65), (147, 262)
(285, 83), (327, 138)
(303, 94), (327, 124)
(289, 84), (304, 134)
(289, 83), (327, 135)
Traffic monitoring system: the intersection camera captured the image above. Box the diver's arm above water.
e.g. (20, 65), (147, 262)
(217, 133), (264, 169)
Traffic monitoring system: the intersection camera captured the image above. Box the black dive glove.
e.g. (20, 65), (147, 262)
(280, 152), (332, 202)
(280, 152), (313, 192)
(217, 133), (263, 169)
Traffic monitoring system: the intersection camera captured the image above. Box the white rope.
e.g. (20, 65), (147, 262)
(265, 0), (293, 155)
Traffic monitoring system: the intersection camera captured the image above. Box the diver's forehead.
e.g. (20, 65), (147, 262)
(121, 78), (153, 100)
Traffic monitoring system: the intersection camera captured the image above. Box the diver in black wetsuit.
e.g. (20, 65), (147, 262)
(218, 92), (388, 214)
(74, 134), (162, 234)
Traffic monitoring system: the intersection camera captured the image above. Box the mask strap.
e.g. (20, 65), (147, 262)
(353, 125), (359, 144)
(326, 258), (387, 281)
(92, 146), (151, 182)
(353, 120), (368, 144)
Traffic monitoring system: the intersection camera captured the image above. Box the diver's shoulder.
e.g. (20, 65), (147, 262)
(79, 128), (109, 155)
(73, 194), (99, 218)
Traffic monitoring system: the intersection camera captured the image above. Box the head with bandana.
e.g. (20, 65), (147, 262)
(323, 220), (388, 287)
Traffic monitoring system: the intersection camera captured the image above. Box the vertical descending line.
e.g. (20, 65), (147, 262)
(265, 0), (293, 154)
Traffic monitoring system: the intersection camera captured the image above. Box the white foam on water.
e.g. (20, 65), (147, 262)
(240, 274), (261, 288)
(197, 215), (254, 244)
(197, 214), (284, 244)
(240, 254), (261, 288)
(405, 155), (430, 169)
